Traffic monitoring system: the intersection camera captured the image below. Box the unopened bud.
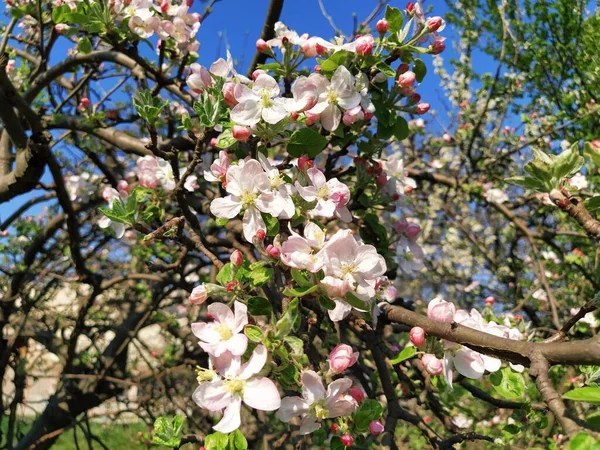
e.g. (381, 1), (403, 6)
(426, 16), (444, 32)
(232, 125), (251, 142)
(230, 249), (243, 268)
(415, 102), (430, 114)
(376, 19), (389, 33)
(298, 155), (314, 171)
(431, 41), (446, 55)
(409, 326), (426, 347)
(369, 420), (385, 435)
(252, 69), (266, 81)
(255, 229), (266, 240)
(485, 296), (495, 306)
(266, 244), (280, 258)
(397, 71), (416, 88)
(256, 39), (268, 52)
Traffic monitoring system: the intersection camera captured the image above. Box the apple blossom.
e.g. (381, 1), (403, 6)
(98, 187), (128, 238)
(191, 301), (248, 357)
(327, 344), (359, 373)
(285, 76), (319, 112)
(397, 71), (416, 88)
(203, 150), (230, 183)
(307, 66), (362, 131)
(230, 249), (243, 268)
(230, 74), (288, 126)
(416, 102), (431, 114)
(276, 370), (357, 434)
(280, 222), (327, 272)
(186, 63), (212, 94)
(256, 153), (296, 219)
(421, 353), (443, 376)
(342, 105), (364, 126)
(369, 421), (385, 435)
(426, 17), (445, 32)
(352, 34), (374, 55)
(256, 39), (268, 52)
(295, 167), (352, 222)
(376, 19), (389, 33)
(340, 435), (354, 447)
(193, 345), (281, 433)
(189, 284), (208, 304)
(231, 125), (250, 142)
(348, 386), (366, 403)
(209, 160), (284, 242)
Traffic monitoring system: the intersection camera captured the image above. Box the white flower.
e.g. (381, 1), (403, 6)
(230, 74), (288, 126)
(295, 168), (352, 222)
(485, 188), (509, 204)
(307, 66), (362, 131)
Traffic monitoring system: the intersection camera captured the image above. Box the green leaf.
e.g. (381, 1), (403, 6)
(552, 142), (584, 180)
(217, 129), (237, 148)
(287, 128), (328, 157)
(290, 268), (312, 288)
(318, 295), (336, 310)
(216, 263), (234, 285)
(585, 196), (600, 213)
(413, 59), (427, 83)
(384, 5), (404, 33)
(330, 436), (345, 450)
(77, 37), (92, 54)
(275, 298), (300, 338)
(353, 399), (384, 432)
(246, 262), (273, 286)
(376, 62), (396, 78)
(133, 90), (169, 125)
(204, 432), (229, 450)
(563, 387), (600, 404)
(345, 291), (370, 311)
(261, 213), (280, 236)
(52, 4), (71, 23)
(319, 50), (352, 72)
(390, 346), (417, 365)
(215, 217), (229, 226)
(490, 367), (525, 400)
(284, 336), (304, 356)
(394, 117), (409, 140)
(229, 430), (248, 450)
(283, 284), (319, 297)
(568, 432), (600, 450)
(247, 296), (272, 316)
(584, 141), (600, 167)
(152, 416), (184, 448)
(503, 424), (520, 435)
(244, 325), (263, 343)
(505, 176), (547, 192)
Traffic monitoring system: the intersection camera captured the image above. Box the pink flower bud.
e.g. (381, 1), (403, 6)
(427, 296), (456, 322)
(189, 284), (208, 304)
(369, 420), (385, 435)
(409, 327), (426, 347)
(442, 133), (453, 143)
(411, 93), (421, 103)
(397, 71), (416, 88)
(210, 137), (218, 146)
(398, 63), (409, 74)
(340, 434), (354, 447)
(266, 244), (280, 258)
(54, 23), (70, 34)
(328, 344), (359, 373)
(426, 16), (444, 32)
(298, 155), (314, 172)
(405, 224), (421, 239)
(252, 69), (266, 81)
(117, 180), (130, 193)
(313, 65), (321, 73)
(591, 140), (600, 149)
(415, 102), (430, 114)
(255, 229), (266, 240)
(391, 193), (400, 201)
(222, 82), (238, 107)
(79, 97), (91, 109)
(226, 280), (239, 292)
(485, 296), (495, 306)
(348, 386), (365, 402)
(376, 19), (389, 33)
(431, 41), (446, 55)
(342, 105), (364, 126)
(256, 39), (268, 52)
(364, 111), (374, 120)
(305, 111), (320, 126)
(421, 353), (443, 376)
(331, 423), (339, 432)
(406, 2), (415, 14)
(230, 249), (243, 268)
(376, 173), (388, 187)
(232, 125), (250, 142)
(290, 112), (300, 121)
(354, 34), (374, 56)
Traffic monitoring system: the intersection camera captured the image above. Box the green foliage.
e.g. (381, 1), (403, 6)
(244, 325), (263, 343)
(563, 386), (600, 404)
(568, 432), (600, 450)
(384, 5), (404, 33)
(133, 90), (169, 126)
(152, 416), (184, 448)
(274, 298), (300, 338)
(390, 346), (417, 365)
(194, 91), (224, 128)
(287, 128), (328, 157)
(489, 367), (526, 400)
(353, 399), (384, 432)
(247, 296), (273, 316)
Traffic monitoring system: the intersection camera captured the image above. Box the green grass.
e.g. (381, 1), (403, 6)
(1, 418), (163, 449)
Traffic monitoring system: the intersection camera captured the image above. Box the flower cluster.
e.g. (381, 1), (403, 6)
(422, 296), (525, 386)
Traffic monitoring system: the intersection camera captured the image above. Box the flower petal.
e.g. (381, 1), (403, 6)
(243, 377), (281, 411)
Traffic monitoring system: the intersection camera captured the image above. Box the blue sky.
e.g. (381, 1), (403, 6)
(0, 0), (460, 222)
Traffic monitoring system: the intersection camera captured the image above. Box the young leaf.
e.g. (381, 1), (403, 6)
(413, 59), (427, 83)
(384, 5), (404, 33)
(390, 346), (417, 365)
(490, 367), (525, 400)
(244, 325), (263, 343)
(216, 263), (234, 285)
(247, 296), (273, 316)
(287, 128), (328, 157)
(563, 387), (600, 404)
(204, 432), (229, 450)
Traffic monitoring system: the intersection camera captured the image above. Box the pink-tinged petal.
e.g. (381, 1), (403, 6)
(210, 196), (242, 219)
(453, 348), (485, 379)
(243, 377), (281, 411)
(230, 100), (262, 126)
(253, 74), (280, 96)
(335, 206), (352, 223)
(213, 397), (242, 433)
(326, 377), (353, 399)
(226, 333), (248, 357)
(233, 301), (249, 332)
(301, 370), (325, 404)
(443, 352), (454, 388)
(239, 344), (267, 379)
(295, 182), (317, 202)
(191, 322), (221, 344)
(192, 380), (231, 411)
(200, 341), (229, 358)
(209, 352), (234, 373)
(112, 223), (126, 239)
(328, 299), (352, 322)
(308, 100), (329, 114)
(209, 58), (229, 77)
(299, 414), (321, 434)
(312, 199), (336, 218)
(327, 397), (357, 418)
(242, 207), (266, 243)
(482, 354), (501, 373)
(337, 92), (362, 110)
(262, 103), (288, 124)
(276, 396), (309, 422)
(320, 104), (341, 131)
(233, 83), (255, 103)
(208, 303), (235, 324)
(330, 65), (353, 92)
(307, 167), (327, 188)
